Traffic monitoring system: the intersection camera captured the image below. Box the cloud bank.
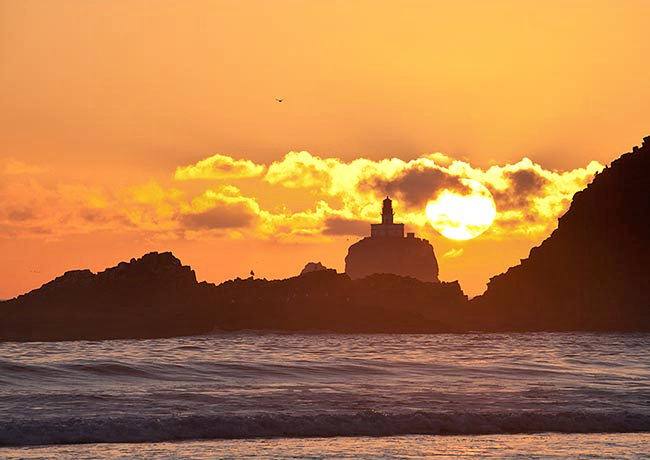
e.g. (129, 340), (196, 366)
(175, 154), (265, 180)
(0, 151), (604, 243)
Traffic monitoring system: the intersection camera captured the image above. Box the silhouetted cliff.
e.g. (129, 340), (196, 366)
(471, 136), (650, 331)
(0, 252), (214, 341)
(345, 236), (439, 282)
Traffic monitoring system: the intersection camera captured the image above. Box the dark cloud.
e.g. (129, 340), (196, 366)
(509, 169), (549, 194)
(495, 217), (521, 229)
(322, 217), (369, 236)
(25, 225), (53, 235)
(79, 208), (109, 223)
(179, 203), (256, 230)
(359, 167), (471, 208)
(491, 169), (549, 211)
(7, 208), (34, 221)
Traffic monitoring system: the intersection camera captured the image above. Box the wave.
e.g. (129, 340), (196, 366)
(1, 410), (649, 447)
(0, 359), (411, 382)
(0, 360), (158, 380)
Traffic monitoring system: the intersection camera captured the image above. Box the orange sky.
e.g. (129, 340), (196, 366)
(1, 0), (649, 299)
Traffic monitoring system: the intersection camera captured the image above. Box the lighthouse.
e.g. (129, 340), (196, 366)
(370, 197), (405, 238)
(382, 196), (393, 224)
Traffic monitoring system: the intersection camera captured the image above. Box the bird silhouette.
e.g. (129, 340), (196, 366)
(250, 270), (255, 277)
(275, 98), (284, 103)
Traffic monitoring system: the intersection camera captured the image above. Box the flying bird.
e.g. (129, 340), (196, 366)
(275, 98), (284, 103)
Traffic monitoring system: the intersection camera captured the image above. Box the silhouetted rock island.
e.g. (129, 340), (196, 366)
(1, 135), (649, 340)
(300, 262), (330, 275)
(0, 253), (466, 341)
(345, 197), (439, 282)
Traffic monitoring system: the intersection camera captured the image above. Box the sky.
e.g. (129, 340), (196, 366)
(1, 0), (649, 298)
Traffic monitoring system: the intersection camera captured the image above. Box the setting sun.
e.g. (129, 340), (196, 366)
(425, 179), (497, 240)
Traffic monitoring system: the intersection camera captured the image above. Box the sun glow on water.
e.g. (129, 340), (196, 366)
(425, 179), (496, 240)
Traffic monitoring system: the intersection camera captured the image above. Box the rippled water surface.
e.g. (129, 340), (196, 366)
(3, 433), (650, 459)
(1, 333), (649, 451)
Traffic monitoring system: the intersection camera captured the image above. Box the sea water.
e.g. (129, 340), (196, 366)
(1, 333), (649, 457)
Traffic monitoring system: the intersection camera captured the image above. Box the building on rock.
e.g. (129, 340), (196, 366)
(345, 197), (439, 282)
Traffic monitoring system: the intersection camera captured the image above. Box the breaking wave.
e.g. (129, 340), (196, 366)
(2, 411), (649, 447)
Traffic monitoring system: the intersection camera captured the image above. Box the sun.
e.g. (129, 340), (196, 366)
(425, 178), (496, 240)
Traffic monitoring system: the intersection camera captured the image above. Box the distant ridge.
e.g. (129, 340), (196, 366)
(471, 135), (650, 331)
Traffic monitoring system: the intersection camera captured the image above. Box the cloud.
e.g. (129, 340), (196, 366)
(491, 167), (550, 211)
(4, 148), (604, 243)
(322, 217), (369, 236)
(260, 152), (603, 239)
(265, 151), (336, 189)
(172, 150), (603, 240)
(464, 158), (604, 236)
(174, 154), (265, 180)
(0, 178), (125, 239)
(443, 248), (464, 259)
(359, 165), (471, 209)
(178, 187), (260, 231)
(118, 181), (183, 231)
(180, 204), (256, 230)
(7, 208), (35, 221)
(256, 200), (337, 241)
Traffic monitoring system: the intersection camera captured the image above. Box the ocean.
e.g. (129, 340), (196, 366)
(1, 333), (649, 458)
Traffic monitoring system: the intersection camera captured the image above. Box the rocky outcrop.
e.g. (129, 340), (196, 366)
(0, 252), (214, 341)
(471, 136), (650, 331)
(0, 253), (466, 341)
(345, 236), (439, 282)
(211, 270), (467, 332)
(300, 262), (330, 275)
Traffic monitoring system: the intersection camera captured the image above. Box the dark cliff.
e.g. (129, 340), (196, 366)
(345, 236), (440, 282)
(471, 136), (650, 331)
(0, 252), (214, 341)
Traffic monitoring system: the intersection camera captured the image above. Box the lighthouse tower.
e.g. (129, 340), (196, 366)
(370, 197), (404, 237)
(381, 196), (394, 224)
